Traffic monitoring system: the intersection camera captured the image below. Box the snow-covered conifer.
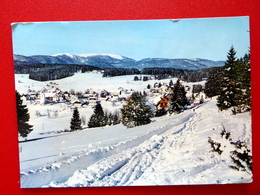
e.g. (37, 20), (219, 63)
(217, 47), (251, 113)
(70, 108), (82, 131)
(88, 103), (107, 128)
(16, 91), (33, 138)
(121, 92), (152, 128)
(204, 68), (223, 98)
(169, 79), (173, 87)
(169, 78), (188, 112)
(217, 46), (238, 111)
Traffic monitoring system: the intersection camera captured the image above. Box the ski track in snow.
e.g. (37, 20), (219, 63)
(21, 111), (196, 188)
(95, 115), (198, 187)
(46, 106), (207, 187)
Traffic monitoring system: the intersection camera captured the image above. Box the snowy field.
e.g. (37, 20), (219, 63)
(15, 72), (252, 188)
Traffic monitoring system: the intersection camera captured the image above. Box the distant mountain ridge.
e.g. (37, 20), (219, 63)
(14, 53), (225, 70)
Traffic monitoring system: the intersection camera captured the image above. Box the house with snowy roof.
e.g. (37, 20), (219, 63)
(40, 92), (60, 104)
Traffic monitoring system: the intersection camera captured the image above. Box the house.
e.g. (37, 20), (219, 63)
(110, 91), (119, 97)
(89, 97), (98, 104)
(63, 91), (70, 99)
(73, 101), (82, 108)
(100, 90), (110, 98)
(46, 93), (60, 102)
(40, 92), (60, 104)
(26, 92), (38, 100)
(193, 100), (201, 106)
(156, 97), (168, 109)
(149, 89), (157, 93)
(100, 93), (107, 98)
(70, 95), (79, 103)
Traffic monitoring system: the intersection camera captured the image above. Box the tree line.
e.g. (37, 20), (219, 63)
(104, 67), (216, 82)
(16, 63), (218, 83)
(15, 64), (101, 81)
(140, 67), (213, 82)
(102, 68), (140, 77)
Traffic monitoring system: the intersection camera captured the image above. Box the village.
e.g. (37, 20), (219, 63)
(19, 74), (206, 115)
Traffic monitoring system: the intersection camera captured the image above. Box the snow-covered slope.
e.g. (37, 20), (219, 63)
(16, 73), (251, 188)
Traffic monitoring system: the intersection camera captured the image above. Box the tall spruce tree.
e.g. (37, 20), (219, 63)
(204, 68), (223, 98)
(16, 91), (33, 138)
(232, 53), (251, 113)
(169, 78), (188, 112)
(217, 46), (251, 113)
(88, 103), (107, 128)
(169, 79), (174, 87)
(241, 53), (251, 111)
(70, 107), (82, 131)
(217, 46), (238, 111)
(121, 92), (152, 128)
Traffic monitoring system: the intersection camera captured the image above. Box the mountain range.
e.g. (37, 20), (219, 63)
(14, 54), (225, 70)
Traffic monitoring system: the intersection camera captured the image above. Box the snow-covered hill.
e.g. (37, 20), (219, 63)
(14, 53), (136, 69)
(14, 53), (225, 70)
(136, 58), (224, 70)
(15, 73), (252, 188)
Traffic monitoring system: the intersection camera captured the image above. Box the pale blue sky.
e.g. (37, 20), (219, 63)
(12, 17), (250, 61)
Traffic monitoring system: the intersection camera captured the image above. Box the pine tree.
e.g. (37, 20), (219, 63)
(121, 92), (152, 128)
(70, 108), (82, 131)
(143, 76), (148, 81)
(169, 79), (174, 87)
(217, 46), (251, 113)
(242, 53), (251, 111)
(88, 103), (107, 128)
(169, 78), (188, 112)
(192, 84), (203, 93)
(217, 46), (238, 111)
(16, 91), (33, 138)
(204, 68), (223, 98)
(134, 76), (139, 81)
(231, 54), (251, 113)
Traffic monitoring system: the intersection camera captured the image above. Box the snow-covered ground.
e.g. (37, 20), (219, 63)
(15, 72), (252, 188)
